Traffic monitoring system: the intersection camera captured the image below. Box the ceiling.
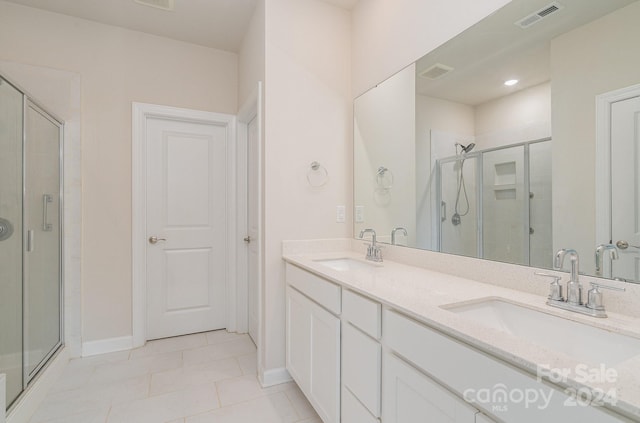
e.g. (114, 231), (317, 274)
(1, 0), (359, 52)
(415, 0), (637, 106)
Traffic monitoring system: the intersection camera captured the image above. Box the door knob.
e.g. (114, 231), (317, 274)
(149, 236), (167, 244)
(243, 236), (251, 243)
(616, 240), (640, 250)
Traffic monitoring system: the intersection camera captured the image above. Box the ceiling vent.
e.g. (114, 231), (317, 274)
(134, 0), (175, 11)
(419, 63), (454, 80)
(515, 2), (564, 29)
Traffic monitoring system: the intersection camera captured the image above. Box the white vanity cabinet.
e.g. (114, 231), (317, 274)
(342, 289), (382, 421)
(284, 260), (631, 423)
(383, 309), (627, 423)
(285, 264), (341, 423)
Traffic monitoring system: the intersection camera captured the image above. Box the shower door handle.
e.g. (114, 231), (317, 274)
(27, 229), (34, 252)
(441, 201), (447, 222)
(42, 194), (53, 231)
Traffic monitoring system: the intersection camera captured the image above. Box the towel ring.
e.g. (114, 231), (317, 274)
(376, 166), (394, 190)
(307, 161), (329, 187)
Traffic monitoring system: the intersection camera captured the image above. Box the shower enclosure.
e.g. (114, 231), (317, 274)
(0, 75), (63, 410)
(436, 139), (552, 268)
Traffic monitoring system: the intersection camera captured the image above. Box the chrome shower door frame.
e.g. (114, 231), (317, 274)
(20, 96), (64, 389)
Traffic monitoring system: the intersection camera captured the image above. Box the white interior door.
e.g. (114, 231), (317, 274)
(611, 95), (640, 282)
(146, 116), (228, 340)
(247, 116), (259, 344)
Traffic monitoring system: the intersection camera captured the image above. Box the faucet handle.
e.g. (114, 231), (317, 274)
(535, 272), (563, 301)
(586, 282), (625, 311)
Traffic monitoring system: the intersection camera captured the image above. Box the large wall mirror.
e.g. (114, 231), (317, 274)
(354, 0), (640, 283)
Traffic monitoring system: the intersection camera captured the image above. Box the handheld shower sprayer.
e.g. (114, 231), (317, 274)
(451, 141), (476, 225)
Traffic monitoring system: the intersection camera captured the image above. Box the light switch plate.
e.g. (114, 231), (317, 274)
(336, 205), (346, 223)
(355, 205), (364, 223)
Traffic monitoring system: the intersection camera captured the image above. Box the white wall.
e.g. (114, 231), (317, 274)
(351, 0), (511, 97)
(354, 65), (416, 245)
(263, 0), (351, 376)
(0, 1), (238, 343)
(475, 82), (551, 149)
(239, 0), (265, 107)
(551, 1), (640, 274)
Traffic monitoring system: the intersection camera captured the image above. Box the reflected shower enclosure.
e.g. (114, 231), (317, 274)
(0, 75), (63, 410)
(436, 139), (552, 268)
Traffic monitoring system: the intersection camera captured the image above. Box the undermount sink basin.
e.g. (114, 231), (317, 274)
(313, 257), (379, 272)
(444, 298), (640, 366)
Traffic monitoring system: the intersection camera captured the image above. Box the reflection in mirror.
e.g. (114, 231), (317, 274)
(353, 0), (640, 283)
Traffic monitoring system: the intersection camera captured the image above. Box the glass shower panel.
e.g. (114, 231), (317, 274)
(529, 141), (553, 268)
(482, 146), (527, 265)
(439, 156), (478, 258)
(0, 78), (24, 407)
(24, 101), (62, 381)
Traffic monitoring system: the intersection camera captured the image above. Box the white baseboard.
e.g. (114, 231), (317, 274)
(82, 336), (133, 357)
(7, 348), (69, 423)
(259, 367), (292, 388)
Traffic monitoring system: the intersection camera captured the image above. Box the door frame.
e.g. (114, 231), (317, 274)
(132, 102), (236, 348)
(236, 83), (264, 374)
(595, 83), (640, 246)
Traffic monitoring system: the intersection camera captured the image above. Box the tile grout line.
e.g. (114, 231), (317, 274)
(282, 388), (303, 422)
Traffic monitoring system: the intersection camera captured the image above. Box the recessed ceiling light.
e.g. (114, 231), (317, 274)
(504, 79), (519, 86)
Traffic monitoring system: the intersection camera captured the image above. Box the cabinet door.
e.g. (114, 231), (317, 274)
(343, 387), (379, 423)
(343, 322), (381, 416)
(286, 287), (312, 392)
(476, 413), (498, 423)
(383, 353), (477, 423)
(286, 286), (340, 423)
(309, 295), (341, 423)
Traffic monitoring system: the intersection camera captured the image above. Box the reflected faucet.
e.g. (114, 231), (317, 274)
(554, 249), (581, 305)
(391, 227), (408, 245)
(595, 244), (619, 277)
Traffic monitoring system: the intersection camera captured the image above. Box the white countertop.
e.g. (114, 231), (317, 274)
(283, 250), (640, 421)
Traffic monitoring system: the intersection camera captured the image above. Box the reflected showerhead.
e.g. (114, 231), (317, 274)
(461, 142), (475, 153)
(455, 142), (476, 154)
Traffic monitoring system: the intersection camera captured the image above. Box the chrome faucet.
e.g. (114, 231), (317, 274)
(595, 244), (619, 277)
(359, 228), (382, 262)
(554, 248), (581, 305)
(391, 227), (408, 245)
(541, 248), (626, 318)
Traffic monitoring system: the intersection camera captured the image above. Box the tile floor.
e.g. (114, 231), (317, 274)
(30, 331), (321, 423)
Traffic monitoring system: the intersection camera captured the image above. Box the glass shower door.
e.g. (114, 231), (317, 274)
(24, 100), (63, 382)
(0, 78), (24, 407)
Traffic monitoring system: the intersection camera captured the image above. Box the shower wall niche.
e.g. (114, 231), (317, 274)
(436, 139), (552, 268)
(0, 75), (63, 411)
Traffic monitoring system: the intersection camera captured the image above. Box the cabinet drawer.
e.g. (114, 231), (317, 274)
(382, 352), (477, 423)
(342, 387), (379, 423)
(286, 264), (341, 314)
(342, 289), (381, 339)
(343, 323), (381, 417)
(383, 309), (626, 422)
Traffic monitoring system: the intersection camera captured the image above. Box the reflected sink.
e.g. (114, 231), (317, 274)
(313, 258), (379, 272)
(444, 298), (640, 366)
